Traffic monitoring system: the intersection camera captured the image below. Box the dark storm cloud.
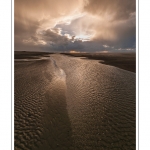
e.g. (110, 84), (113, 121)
(15, 0), (84, 51)
(81, 0), (136, 50)
(42, 29), (70, 45)
(92, 14), (136, 48)
(15, 27), (84, 52)
(55, 12), (135, 51)
(84, 0), (135, 20)
(15, 0), (136, 52)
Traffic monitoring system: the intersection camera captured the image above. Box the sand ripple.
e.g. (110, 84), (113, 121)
(15, 54), (135, 150)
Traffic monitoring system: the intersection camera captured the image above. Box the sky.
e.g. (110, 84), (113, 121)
(15, 0), (136, 52)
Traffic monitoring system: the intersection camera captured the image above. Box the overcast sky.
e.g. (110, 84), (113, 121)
(15, 0), (136, 52)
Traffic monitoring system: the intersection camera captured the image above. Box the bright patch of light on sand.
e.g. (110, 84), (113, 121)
(101, 51), (109, 53)
(70, 50), (80, 53)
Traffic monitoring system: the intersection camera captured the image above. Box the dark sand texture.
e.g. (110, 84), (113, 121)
(15, 51), (53, 59)
(15, 53), (135, 150)
(62, 52), (136, 73)
(15, 59), (73, 149)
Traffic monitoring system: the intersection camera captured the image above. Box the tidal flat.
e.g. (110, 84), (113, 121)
(15, 51), (135, 150)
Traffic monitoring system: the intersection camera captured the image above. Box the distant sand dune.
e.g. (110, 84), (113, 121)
(15, 54), (135, 150)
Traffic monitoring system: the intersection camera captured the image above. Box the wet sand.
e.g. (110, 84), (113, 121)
(62, 52), (136, 73)
(15, 52), (135, 150)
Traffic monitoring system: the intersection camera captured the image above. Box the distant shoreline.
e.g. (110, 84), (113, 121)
(14, 51), (136, 73)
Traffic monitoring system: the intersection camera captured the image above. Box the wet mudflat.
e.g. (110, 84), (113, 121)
(15, 53), (135, 150)
(63, 52), (136, 73)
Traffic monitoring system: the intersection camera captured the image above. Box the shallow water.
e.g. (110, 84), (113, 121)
(15, 54), (135, 150)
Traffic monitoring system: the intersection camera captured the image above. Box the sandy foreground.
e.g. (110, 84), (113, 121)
(15, 54), (135, 150)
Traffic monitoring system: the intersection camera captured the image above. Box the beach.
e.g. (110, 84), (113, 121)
(15, 53), (135, 150)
